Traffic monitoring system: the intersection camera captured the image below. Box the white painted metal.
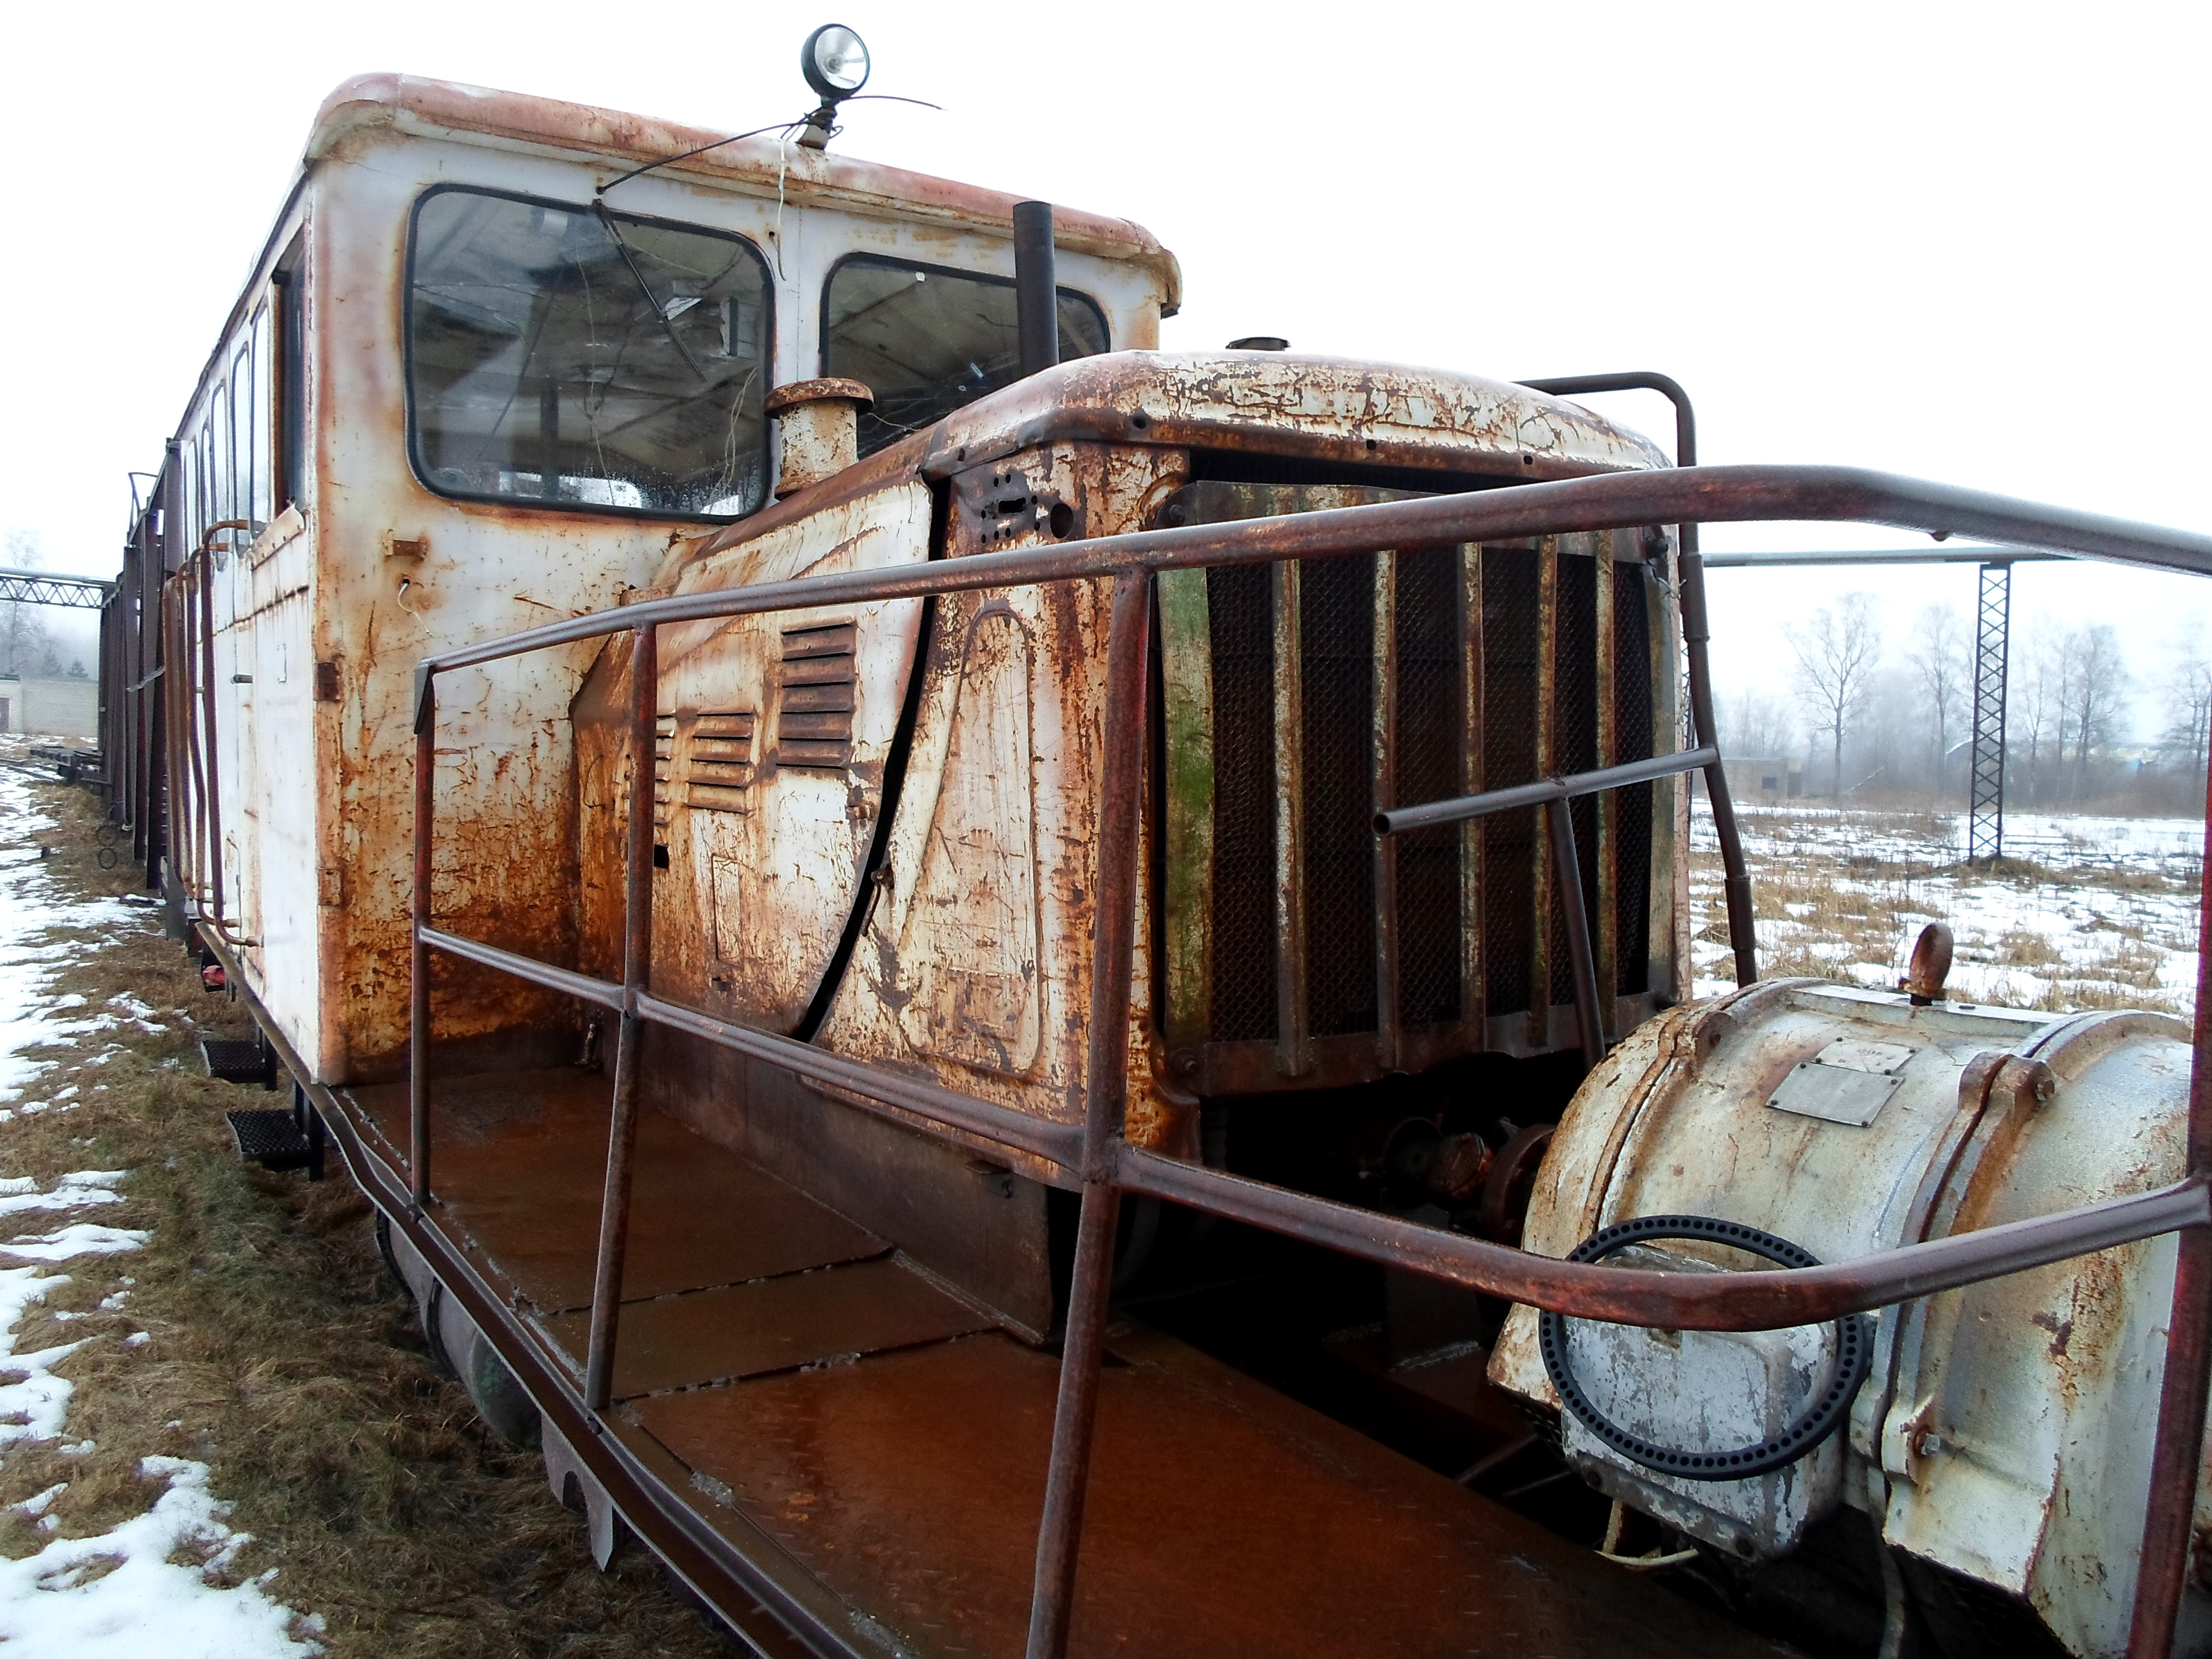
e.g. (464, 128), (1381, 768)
(1490, 978), (2204, 1659)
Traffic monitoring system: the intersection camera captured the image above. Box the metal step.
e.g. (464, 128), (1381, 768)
(224, 1106), (323, 1179)
(200, 1037), (274, 1087)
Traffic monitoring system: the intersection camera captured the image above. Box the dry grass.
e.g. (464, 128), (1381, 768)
(1693, 805), (2199, 1019)
(0, 775), (735, 1657)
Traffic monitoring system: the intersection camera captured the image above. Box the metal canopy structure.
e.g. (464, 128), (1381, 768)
(0, 567), (115, 611)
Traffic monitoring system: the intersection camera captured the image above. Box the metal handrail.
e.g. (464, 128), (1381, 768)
(414, 463), (2212, 679)
(407, 460), (2212, 1659)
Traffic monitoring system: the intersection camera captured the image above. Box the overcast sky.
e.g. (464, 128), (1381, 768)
(5, 1), (2206, 737)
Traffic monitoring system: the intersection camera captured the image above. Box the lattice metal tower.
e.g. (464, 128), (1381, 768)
(1966, 561), (2012, 863)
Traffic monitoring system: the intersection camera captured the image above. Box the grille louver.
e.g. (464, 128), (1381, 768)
(1158, 479), (1665, 1095)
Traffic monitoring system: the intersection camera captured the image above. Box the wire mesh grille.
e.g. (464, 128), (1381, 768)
(1480, 548), (1541, 1017)
(1396, 548), (1463, 1027)
(1300, 555), (1379, 1038)
(1207, 563), (1278, 1042)
(1613, 569), (1655, 995)
(1552, 552), (1599, 1009)
(1197, 525), (1659, 1049)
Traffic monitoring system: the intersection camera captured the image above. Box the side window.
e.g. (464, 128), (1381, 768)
(407, 187), (772, 518)
(181, 435), (200, 557)
(274, 239), (306, 512)
(249, 306), (272, 528)
(821, 255), (1109, 456)
(210, 393), (230, 529)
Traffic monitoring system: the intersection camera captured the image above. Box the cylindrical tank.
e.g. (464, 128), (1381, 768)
(1488, 974), (2200, 1659)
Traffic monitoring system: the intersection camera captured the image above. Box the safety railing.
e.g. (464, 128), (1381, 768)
(409, 461), (2212, 1659)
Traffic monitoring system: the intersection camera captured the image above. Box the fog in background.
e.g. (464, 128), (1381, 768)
(3, 1), (2205, 769)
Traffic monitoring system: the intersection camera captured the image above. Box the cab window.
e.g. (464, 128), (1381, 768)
(407, 187), (771, 518)
(822, 255), (1108, 456)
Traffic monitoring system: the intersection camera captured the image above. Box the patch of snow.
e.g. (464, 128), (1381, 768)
(0, 1457), (317, 1658)
(0, 769), (318, 1653)
(0, 1226), (150, 1262)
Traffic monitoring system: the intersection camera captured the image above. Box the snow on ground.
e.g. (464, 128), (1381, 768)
(1690, 802), (2203, 1014)
(0, 757), (318, 1656)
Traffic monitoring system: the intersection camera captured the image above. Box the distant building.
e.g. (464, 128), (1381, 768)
(1693, 755), (1803, 805)
(0, 674), (97, 742)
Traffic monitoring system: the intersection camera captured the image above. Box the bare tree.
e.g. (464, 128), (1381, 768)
(2013, 621), (2064, 805)
(0, 529), (60, 680)
(1789, 592), (1883, 797)
(1722, 688), (1799, 761)
(1908, 603), (1969, 798)
(2162, 615), (2212, 777)
(2061, 624), (2129, 795)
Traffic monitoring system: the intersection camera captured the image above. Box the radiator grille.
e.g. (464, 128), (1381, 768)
(1207, 564), (1279, 1043)
(1613, 572), (1655, 995)
(1480, 550), (1540, 1018)
(1395, 548), (1463, 1028)
(1300, 555), (1377, 1038)
(1165, 480), (1667, 1092)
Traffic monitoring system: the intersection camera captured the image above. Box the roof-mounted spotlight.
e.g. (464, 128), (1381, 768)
(797, 24), (870, 150)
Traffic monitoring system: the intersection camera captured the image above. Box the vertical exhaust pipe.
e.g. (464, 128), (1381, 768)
(1013, 200), (1059, 378)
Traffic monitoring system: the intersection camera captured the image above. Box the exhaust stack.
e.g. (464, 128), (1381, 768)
(765, 378), (873, 498)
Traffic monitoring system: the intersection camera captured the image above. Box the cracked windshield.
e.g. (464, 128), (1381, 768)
(409, 189), (769, 516)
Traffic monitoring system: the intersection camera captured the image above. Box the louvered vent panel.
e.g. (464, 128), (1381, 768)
(652, 717), (675, 830)
(687, 711), (756, 811)
(778, 622), (856, 769)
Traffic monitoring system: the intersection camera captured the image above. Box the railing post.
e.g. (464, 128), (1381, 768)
(2125, 775), (2212, 1657)
(410, 665), (436, 1208)
(585, 623), (659, 1412)
(1676, 534), (1759, 987)
(1515, 373), (1758, 986)
(1025, 569), (1151, 1659)
(1545, 799), (1606, 1069)
(199, 541), (225, 925)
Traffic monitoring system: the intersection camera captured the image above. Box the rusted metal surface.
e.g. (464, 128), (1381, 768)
(583, 623), (658, 1410)
(2124, 764), (2212, 1659)
(418, 457), (2212, 1336)
(434, 464), (2212, 670)
(630, 1325), (1794, 1659)
(1378, 745), (1720, 836)
(1272, 555), (1308, 1077)
(1519, 373), (1757, 988)
(764, 379), (873, 499)
(547, 1255), (992, 1400)
(1024, 568), (1149, 1659)
(150, 72), (1180, 1094)
(1528, 537), (1558, 1049)
(1371, 549), (1402, 1071)
(910, 353), (1671, 488)
(1459, 542), (1487, 1031)
(1546, 800), (1605, 1069)
(1490, 979), (2204, 1654)
(409, 671), (433, 1204)
(307, 74), (1185, 317)
(345, 1069), (886, 1313)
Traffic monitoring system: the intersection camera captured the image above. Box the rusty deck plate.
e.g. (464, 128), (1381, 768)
(345, 1070), (885, 1310)
(543, 1255), (991, 1398)
(633, 1322), (1791, 1659)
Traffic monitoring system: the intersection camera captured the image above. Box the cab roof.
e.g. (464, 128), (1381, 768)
(308, 73), (1183, 314)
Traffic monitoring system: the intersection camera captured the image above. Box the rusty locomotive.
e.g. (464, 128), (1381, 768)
(94, 31), (2212, 1659)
